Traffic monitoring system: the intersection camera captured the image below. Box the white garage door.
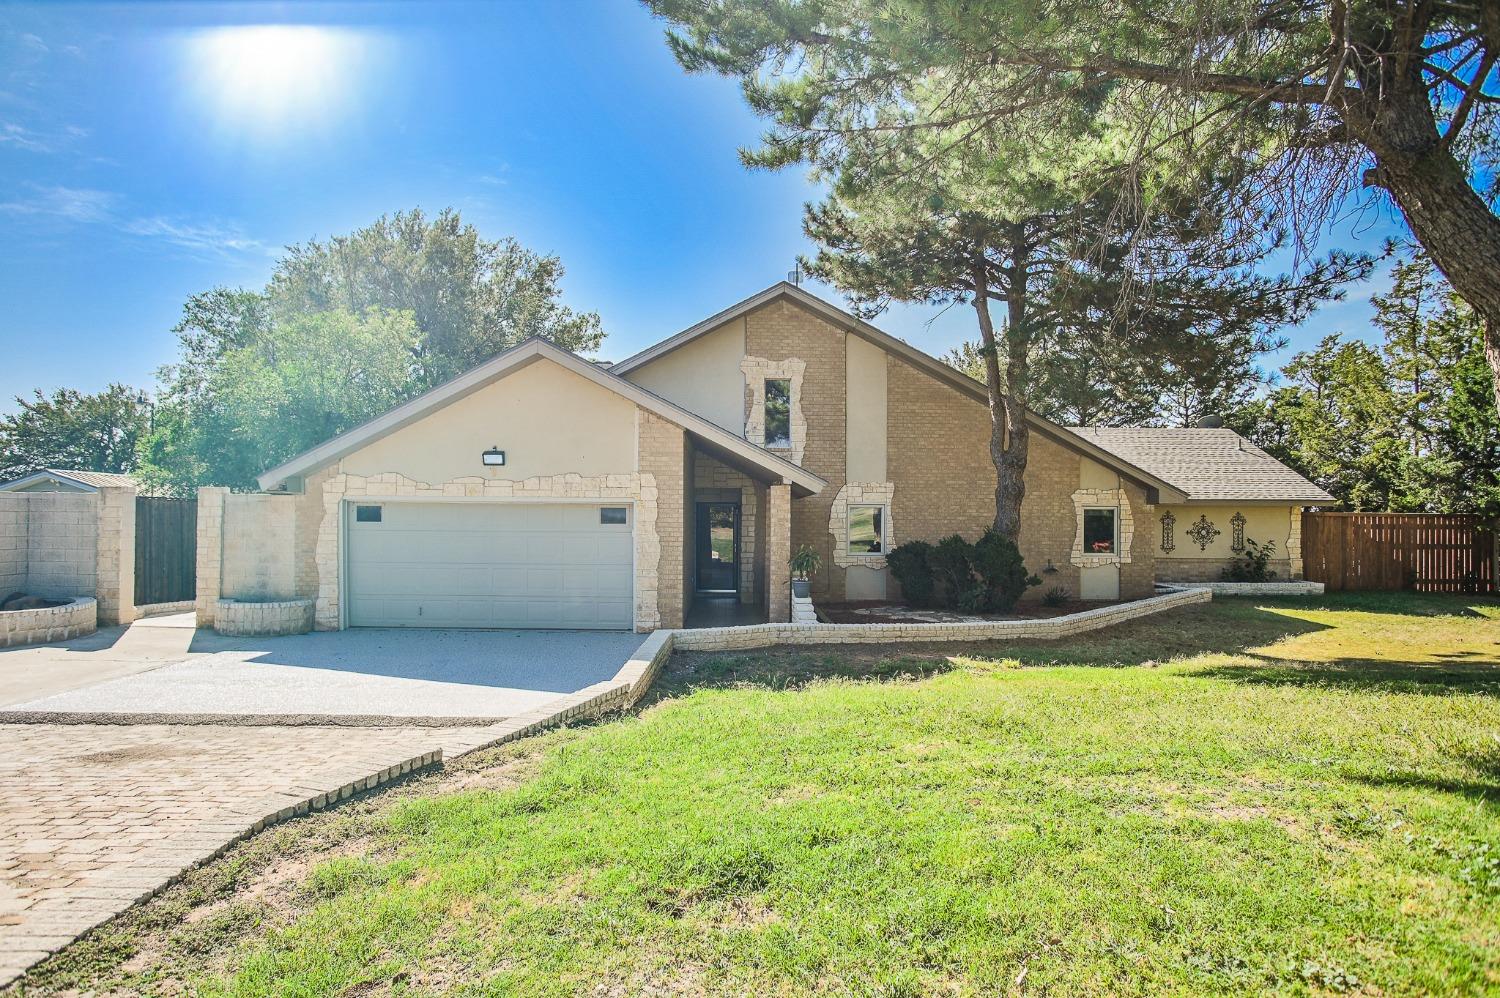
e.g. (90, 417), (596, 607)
(346, 501), (634, 630)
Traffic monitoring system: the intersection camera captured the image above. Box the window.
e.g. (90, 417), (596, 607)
(848, 505), (884, 554)
(764, 378), (791, 448)
(1083, 508), (1116, 554)
(600, 507), (628, 525)
(355, 505), (382, 523)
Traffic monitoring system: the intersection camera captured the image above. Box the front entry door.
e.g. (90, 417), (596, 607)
(695, 502), (740, 594)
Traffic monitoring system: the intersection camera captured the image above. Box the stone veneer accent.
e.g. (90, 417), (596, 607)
(767, 482), (792, 622)
(740, 354), (808, 464)
(1159, 580), (1323, 596)
(93, 486), (136, 627)
(313, 469), (666, 632)
(194, 487), (227, 629)
(0, 597), (96, 648)
(828, 482), (895, 569)
(1287, 512), (1304, 578)
(214, 598), (315, 636)
(1070, 488), (1136, 568)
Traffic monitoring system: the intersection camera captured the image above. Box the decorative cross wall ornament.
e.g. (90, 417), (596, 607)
(1159, 511), (1176, 553)
(1230, 511), (1247, 553)
(1186, 514), (1221, 551)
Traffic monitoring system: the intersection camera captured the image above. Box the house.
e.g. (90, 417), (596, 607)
(210, 282), (1330, 633)
(0, 469), (138, 494)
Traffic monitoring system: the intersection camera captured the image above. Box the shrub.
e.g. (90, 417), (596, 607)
(1042, 585), (1071, 607)
(789, 544), (821, 582)
(889, 531), (1040, 612)
(971, 527), (1041, 612)
(886, 540), (936, 607)
(930, 534), (977, 608)
(1221, 538), (1278, 582)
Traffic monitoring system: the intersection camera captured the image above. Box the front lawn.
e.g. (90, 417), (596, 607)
(22, 593), (1500, 996)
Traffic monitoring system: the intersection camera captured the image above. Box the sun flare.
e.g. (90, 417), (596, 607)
(183, 25), (372, 135)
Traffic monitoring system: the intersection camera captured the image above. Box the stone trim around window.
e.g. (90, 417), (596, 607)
(740, 355), (807, 465)
(829, 482), (895, 568)
(1069, 488), (1135, 567)
(314, 471), (662, 632)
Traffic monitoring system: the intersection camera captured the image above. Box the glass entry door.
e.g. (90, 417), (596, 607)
(695, 502), (740, 594)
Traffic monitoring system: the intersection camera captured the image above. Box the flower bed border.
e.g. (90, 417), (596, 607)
(0, 597), (97, 648)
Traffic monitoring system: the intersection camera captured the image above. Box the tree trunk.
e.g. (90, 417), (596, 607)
(971, 250), (1030, 542)
(1361, 95), (1500, 418)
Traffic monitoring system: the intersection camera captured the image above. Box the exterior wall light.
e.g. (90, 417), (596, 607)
(482, 447), (506, 467)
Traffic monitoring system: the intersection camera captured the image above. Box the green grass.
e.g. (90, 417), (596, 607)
(20, 592), (1500, 996)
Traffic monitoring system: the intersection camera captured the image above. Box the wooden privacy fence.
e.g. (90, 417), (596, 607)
(1302, 512), (1497, 593)
(134, 496), (197, 606)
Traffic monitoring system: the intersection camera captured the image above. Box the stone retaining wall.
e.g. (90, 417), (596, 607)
(213, 598), (314, 637)
(1159, 580), (1324, 597)
(0, 597), (97, 648)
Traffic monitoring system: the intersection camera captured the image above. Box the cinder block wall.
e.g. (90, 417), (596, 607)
(219, 493), (298, 601)
(0, 491), (100, 598)
(0, 496), (27, 594)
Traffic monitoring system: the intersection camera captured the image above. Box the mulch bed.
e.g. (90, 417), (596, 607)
(818, 599), (1121, 624)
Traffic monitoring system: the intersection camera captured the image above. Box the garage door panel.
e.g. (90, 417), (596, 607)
(347, 502), (634, 630)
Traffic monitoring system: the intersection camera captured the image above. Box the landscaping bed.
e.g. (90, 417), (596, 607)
(13, 592), (1500, 996)
(819, 597), (1121, 624)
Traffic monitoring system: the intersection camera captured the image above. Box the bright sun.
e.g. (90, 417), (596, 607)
(183, 25), (371, 135)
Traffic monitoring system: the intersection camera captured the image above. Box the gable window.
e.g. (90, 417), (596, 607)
(1083, 508), (1117, 554)
(764, 378), (791, 448)
(848, 505), (885, 554)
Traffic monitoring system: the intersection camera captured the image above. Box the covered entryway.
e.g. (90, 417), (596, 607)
(346, 501), (634, 629)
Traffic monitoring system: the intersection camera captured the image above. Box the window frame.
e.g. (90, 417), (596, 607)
(1082, 507), (1118, 556)
(763, 377), (792, 449)
(846, 503), (887, 556)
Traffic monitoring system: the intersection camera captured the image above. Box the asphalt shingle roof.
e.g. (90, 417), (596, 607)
(1065, 428), (1335, 504)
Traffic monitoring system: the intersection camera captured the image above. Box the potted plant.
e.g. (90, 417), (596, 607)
(790, 544), (821, 598)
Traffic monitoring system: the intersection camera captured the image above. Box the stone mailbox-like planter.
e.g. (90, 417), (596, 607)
(0, 596), (98, 648)
(214, 598), (315, 637)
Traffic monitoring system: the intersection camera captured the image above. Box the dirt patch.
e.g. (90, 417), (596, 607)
(69, 743), (180, 765)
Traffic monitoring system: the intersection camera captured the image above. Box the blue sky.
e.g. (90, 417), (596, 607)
(0, 1), (1405, 409)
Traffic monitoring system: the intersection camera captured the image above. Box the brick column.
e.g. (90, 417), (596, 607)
(767, 481), (792, 623)
(93, 485), (136, 626)
(195, 487), (228, 628)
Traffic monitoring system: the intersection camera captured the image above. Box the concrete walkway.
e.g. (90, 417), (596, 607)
(2, 616), (640, 723)
(0, 612), (195, 708)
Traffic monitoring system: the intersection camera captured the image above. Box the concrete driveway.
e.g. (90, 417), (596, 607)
(0, 613), (642, 723)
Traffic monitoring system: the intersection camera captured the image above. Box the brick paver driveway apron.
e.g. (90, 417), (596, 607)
(0, 722), (488, 987)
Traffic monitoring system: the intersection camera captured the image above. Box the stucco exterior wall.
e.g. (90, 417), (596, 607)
(1155, 503), (1301, 581)
(625, 317), (746, 434)
(845, 334), (888, 483)
(341, 360), (638, 484)
(744, 299), (847, 600)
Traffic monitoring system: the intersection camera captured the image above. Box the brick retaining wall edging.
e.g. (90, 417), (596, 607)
(0, 597), (97, 649)
(214, 598), (315, 637)
(1158, 580), (1325, 597)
